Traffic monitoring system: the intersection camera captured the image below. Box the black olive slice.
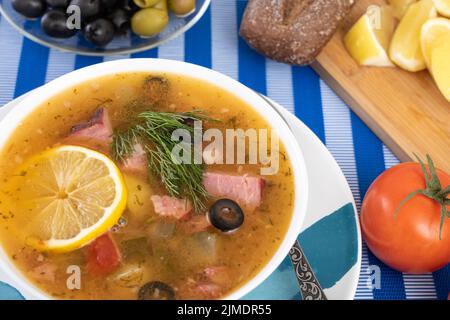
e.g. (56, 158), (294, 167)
(138, 281), (175, 300)
(208, 199), (244, 233)
(143, 76), (170, 102)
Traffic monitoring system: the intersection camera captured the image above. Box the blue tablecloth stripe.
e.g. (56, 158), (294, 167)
(131, 48), (158, 59)
(0, 0), (448, 300)
(14, 36), (49, 98)
(185, 7), (212, 68)
(237, 2), (267, 95)
(266, 61), (294, 113)
(45, 50), (74, 82)
(351, 113), (408, 300)
(292, 67), (326, 144)
(211, 2), (238, 80)
(434, 266), (450, 300)
(74, 55), (103, 70)
(0, 19), (22, 107)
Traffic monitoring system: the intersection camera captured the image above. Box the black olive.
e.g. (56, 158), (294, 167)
(138, 281), (175, 300)
(41, 10), (78, 38)
(83, 18), (115, 47)
(12, 0), (46, 19)
(107, 8), (130, 34)
(182, 117), (195, 127)
(69, 0), (101, 19)
(143, 76), (170, 102)
(116, 0), (139, 13)
(100, 0), (117, 8)
(181, 117), (203, 136)
(208, 199), (244, 232)
(45, 0), (70, 7)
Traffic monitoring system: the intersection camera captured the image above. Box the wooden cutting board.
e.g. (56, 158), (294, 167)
(312, 0), (450, 173)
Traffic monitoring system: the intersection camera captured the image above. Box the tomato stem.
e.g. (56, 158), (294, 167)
(394, 154), (449, 240)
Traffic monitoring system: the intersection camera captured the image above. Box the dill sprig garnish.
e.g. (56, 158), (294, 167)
(111, 110), (215, 212)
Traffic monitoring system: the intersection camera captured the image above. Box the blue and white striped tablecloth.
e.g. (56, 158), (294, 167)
(0, 0), (448, 300)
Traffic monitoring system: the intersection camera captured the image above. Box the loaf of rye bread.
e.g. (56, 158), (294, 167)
(240, 0), (355, 65)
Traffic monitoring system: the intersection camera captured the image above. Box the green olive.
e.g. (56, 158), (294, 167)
(153, 0), (167, 11)
(168, 0), (196, 16)
(133, 0), (161, 8)
(131, 8), (169, 37)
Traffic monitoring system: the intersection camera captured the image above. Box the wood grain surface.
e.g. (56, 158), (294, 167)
(312, 0), (450, 173)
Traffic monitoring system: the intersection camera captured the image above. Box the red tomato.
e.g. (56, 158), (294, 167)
(86, 233), (121, 276)
(360, 162), (450, 273)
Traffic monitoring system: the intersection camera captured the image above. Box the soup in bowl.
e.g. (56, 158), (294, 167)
(0, 59), (308, 300)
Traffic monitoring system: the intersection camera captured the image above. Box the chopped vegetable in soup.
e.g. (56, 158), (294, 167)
(0, 73), (295, 299)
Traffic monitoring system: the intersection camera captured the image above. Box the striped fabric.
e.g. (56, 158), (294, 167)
(0, 0), (448, 300)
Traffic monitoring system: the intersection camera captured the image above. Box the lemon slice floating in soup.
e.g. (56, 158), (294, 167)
(10, 145), (127, 253)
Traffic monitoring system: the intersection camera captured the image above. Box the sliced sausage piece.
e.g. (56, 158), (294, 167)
(177, 280), (223, 300)
(29, 263), (57, 282)
(203, 172), (265, 210)
(151, 195), (192, 220)
(120, 143), (148, 175)
(65, 108), (113, 152)
(194, 282), (223, 299)
(180, 214), (211, 234)
(203, 266), (230, 286)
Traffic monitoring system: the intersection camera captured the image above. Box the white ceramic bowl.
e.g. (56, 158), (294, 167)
(0, 59), (308, 300)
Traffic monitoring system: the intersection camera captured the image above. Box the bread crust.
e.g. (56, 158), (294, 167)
(239, 0), (355, 65)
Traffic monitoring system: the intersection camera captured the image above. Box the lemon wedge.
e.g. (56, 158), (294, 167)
(433, 0), (450, 17)
(10, 145), (127, 253)
(344, 5), (396, 67)
(421, 18), (450, 68)
(388, 0), (417, 19)
(431, 33), (450, 101)
(389, 0), (437, 72)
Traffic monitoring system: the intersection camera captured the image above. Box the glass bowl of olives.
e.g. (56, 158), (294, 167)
(0, 0), (210, 56)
